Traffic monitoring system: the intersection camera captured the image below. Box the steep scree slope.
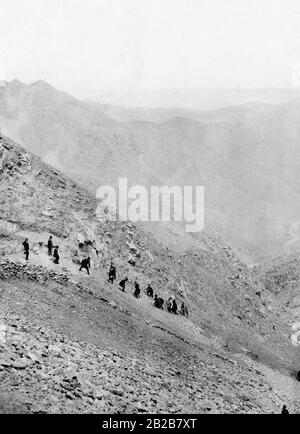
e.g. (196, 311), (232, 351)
(0, 134), (299, 413)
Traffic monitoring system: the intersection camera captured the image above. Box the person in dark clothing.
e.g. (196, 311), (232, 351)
(281, 405), (289, 415)
(296, 370), (300, 382)
(133, 282), (141, 298)
(154, 295), (160, 308)
(23, 238), (29, 261)
(171, 299), (178, 314)
(108, 263), (116, 284)
(154, 295), (164, 309)
(53, 246), (60, 264)
(159, 297), (165, 309)
(79, 257), (91, 275)
(119, 278), (128, 292)
(47, 236), (53, 256)
(146, 284), (154, 298)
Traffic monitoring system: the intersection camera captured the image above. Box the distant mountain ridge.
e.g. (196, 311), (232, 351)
(88, 87), (300, 113)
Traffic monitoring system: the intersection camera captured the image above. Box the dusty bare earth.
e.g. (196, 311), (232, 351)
(0, 134), (299, 414)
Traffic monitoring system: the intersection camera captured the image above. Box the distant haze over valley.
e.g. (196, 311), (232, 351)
(88, 88), (300, 113)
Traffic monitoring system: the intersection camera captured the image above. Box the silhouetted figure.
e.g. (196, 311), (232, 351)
(281, 405), (289, 415)
(53, 246), (60, 264)
(171, 299), (178, 314)
(133, 282), (141, 298)
(296, 371), (300, 382)
(108, 263), (116, 284)
(119, 278), (128, 292)
(146, 284), (154, 298)
(47, 236), (53, 256)
(154, 295), (160, 308)
(23, 238), (29, 261)
(180, 302), (189, 317)
(79, 257), (91, 275)
(154, 295), (164, 310)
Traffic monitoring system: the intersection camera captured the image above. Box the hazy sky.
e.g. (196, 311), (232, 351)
(0, 0), (300, 104)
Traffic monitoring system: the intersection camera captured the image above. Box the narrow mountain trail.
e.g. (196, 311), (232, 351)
(3, 232), (222, 352)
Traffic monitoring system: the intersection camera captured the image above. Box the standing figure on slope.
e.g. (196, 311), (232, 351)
(53, 246), (60, 264)
(108, 263), (116, 284)
(23, 238), (30, 261)
(79, 257), (91, 275)
(47, 236), (53, 256)
(119, 277), (128, 292)
(133, 281), (141, 298)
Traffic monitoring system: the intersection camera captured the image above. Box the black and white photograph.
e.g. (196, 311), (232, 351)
(0, 0), (299, 418)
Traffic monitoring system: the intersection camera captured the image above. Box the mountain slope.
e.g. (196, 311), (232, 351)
(1, 81), (300, 262)
(259, 254), (300, 338)
(0, 134), (299, 413)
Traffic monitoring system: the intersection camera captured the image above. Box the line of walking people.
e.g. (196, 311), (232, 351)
(22, 237), (189, 318)
(22, 236), (60, 264)
(108, 262), (189, 317)
(23, 236), (90, 274)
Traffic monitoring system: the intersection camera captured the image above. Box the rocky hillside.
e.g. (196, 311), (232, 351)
(258, 255), (300, 352)
(1, 80), (300, 262)
(0, 134), (299, 413)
